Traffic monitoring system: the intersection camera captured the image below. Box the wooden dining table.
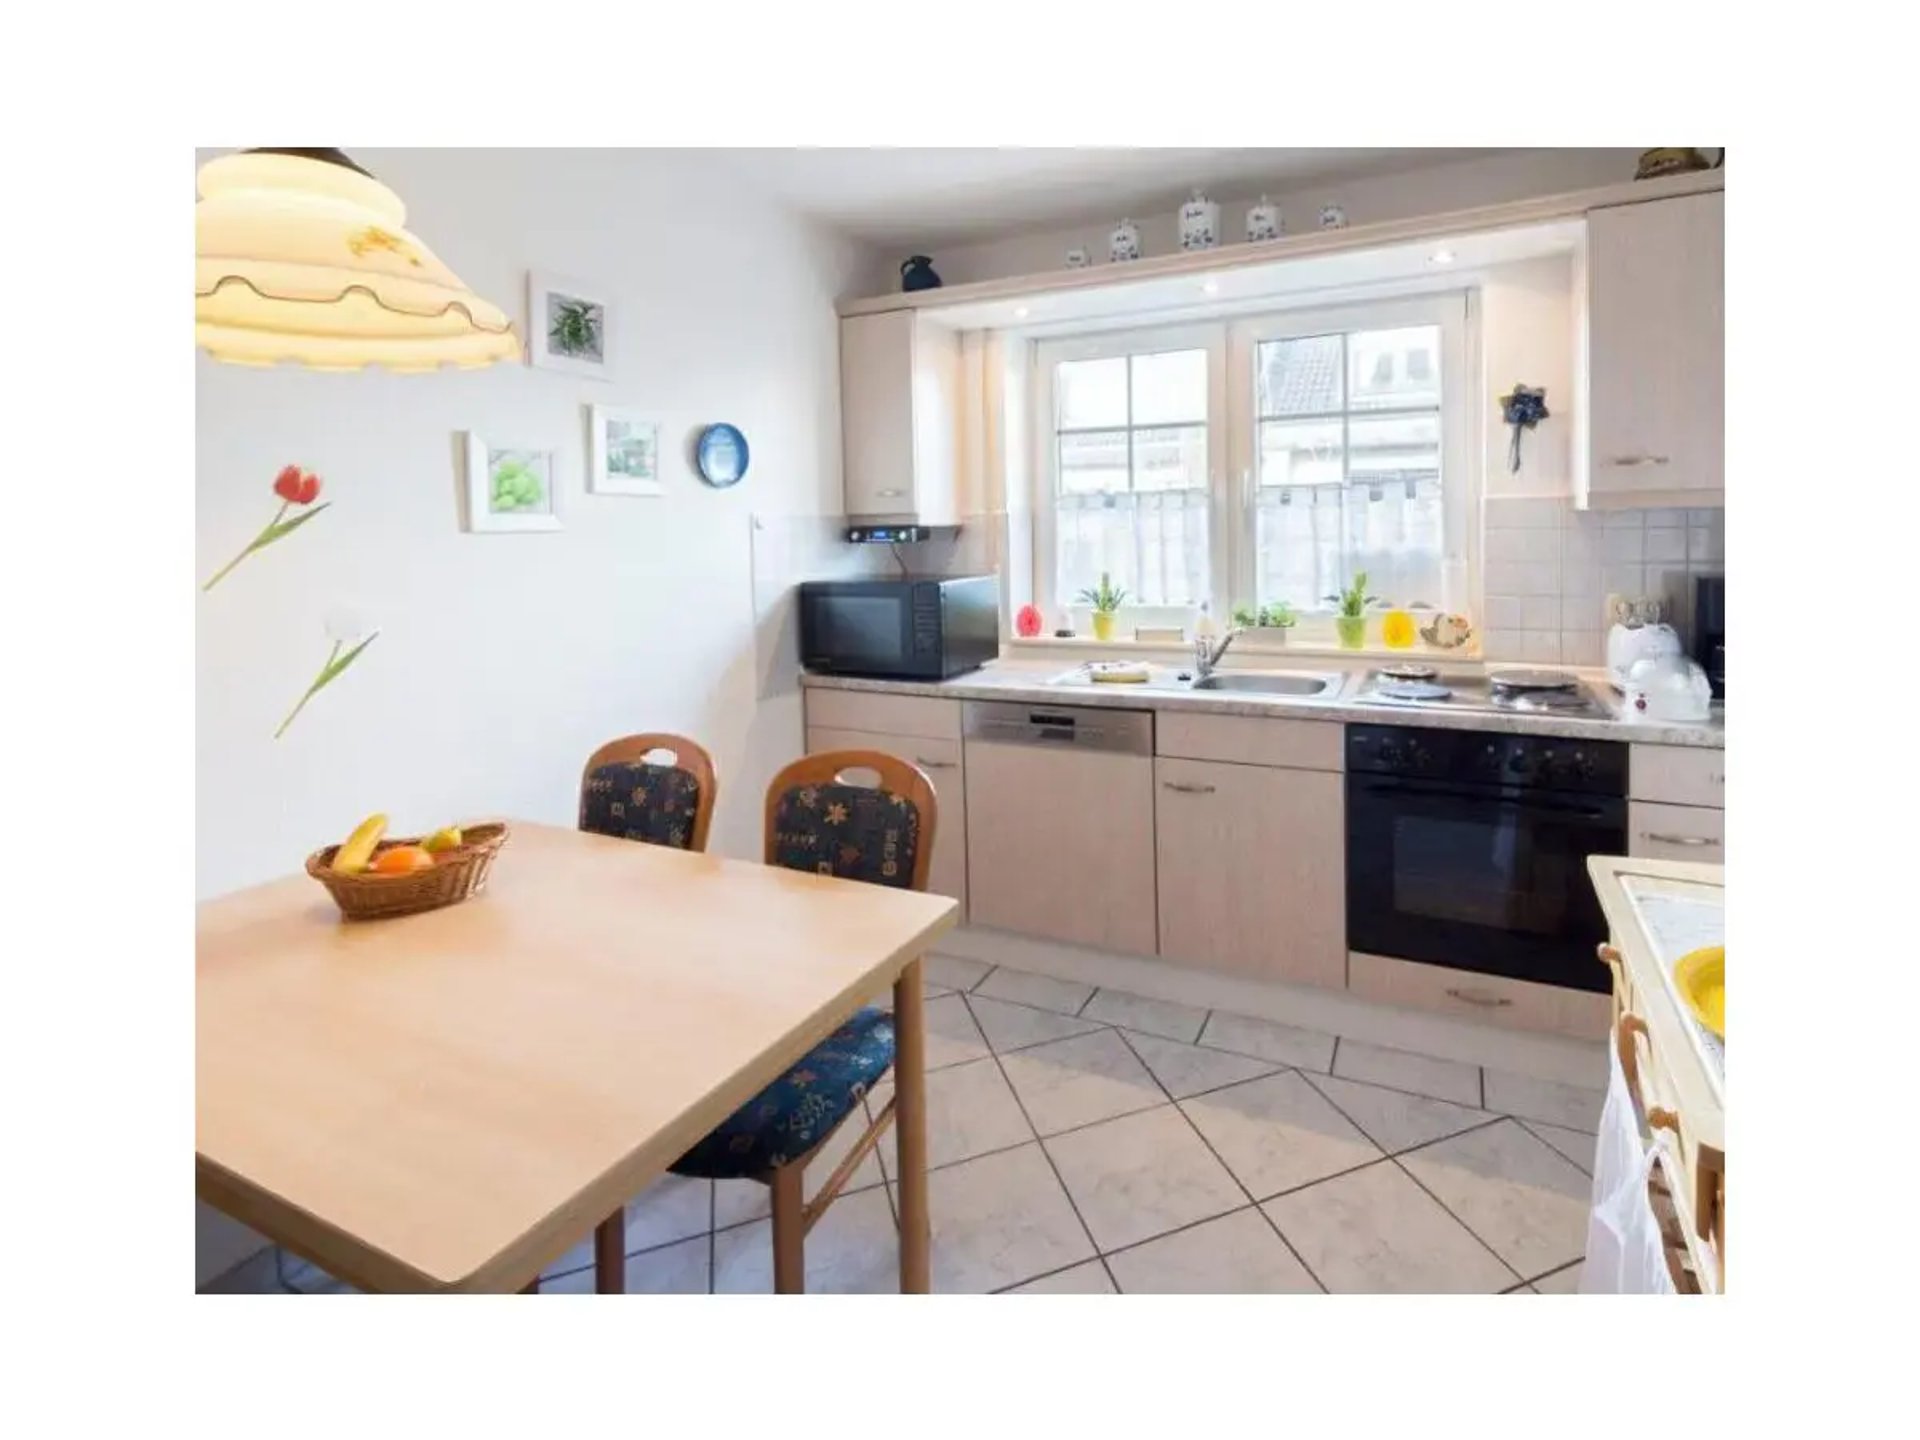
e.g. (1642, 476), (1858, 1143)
(196, 821), (958, 1293)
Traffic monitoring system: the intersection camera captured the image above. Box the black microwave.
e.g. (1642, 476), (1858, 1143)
(798, 575), (999, 680)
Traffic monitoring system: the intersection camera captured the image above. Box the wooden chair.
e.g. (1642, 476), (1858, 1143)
(570, 732), (718, 1294)
(668, 749), (938, 1293)
(578, 732), (718, 854)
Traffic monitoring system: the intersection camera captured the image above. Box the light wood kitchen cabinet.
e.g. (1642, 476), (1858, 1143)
(840, 310), (960, 522)
(1155, 757), (1346, 989)
(1630, 800), (1724, 863)
(963, 732), (1157, 955)
(805, 724), (968, 919)
(1630, 744), (1725, 810)
(1577, 190), (1724, 509)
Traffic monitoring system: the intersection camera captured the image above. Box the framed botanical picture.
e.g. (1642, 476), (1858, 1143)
(462, 433), (562, 532)
(527, 272), (610, 378)
(588, 406), (664, 496)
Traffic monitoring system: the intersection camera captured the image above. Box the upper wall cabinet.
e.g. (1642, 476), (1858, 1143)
(1577, 191), (1724, 509)
(840, 311), (961, 522)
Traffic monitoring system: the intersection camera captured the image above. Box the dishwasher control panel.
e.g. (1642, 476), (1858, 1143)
(962, 701), (1154, 755)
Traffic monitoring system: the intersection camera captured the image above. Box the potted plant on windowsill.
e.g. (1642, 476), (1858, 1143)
(1231, 601), (1299, 643)
(1328, 572), (1385, 650)
(1078, 572), (1128, 642)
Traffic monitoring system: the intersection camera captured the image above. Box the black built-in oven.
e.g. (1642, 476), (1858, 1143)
(1345, 725), (1627, 993)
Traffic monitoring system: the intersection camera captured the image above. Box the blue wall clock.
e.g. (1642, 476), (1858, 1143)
(695, 423), (749, 488)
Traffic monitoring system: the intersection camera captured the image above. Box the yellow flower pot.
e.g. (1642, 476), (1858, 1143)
(1090, 611), (1118, 642)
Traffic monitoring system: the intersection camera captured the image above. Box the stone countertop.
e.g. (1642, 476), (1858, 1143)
(800, 660), (1726, 749)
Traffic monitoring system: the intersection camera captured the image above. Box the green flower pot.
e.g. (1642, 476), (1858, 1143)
(1091, 611), (1117, 642)
(1335, 615), (1368, 650)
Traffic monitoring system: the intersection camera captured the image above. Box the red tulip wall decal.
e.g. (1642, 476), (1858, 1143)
(202, 465), (331, 591)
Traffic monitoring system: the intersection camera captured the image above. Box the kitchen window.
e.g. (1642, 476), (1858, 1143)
(1032, 294), (1473, 632)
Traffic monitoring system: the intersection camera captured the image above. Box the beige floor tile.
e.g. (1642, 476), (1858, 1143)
(1045, 1105), (1245, 1252)
(967, 994), (1105, 1053)
(1081, 988), (1207, 1043)
(1305, 1072), (1496, 1155)
(1521, 1119), (1598, 1175)
(1122, 1030), (1281, 1100)
(1530, 1260), (1584, 1293)
(712, 1186), (898, 1294)
(1106, 1208), (1320, 1294)
(1333, 1039), (1482, 1106)
(541, 1173), (712, 1278)
(1006, 1260), (1116, 1294)
(973, 966), (1096, 1016)
(998, 1028), (1165, 1136)
(1397, 1120), (1590, 1279)
(1180, 1071), (1381, 1198)
(542, 1235), (710, 1294)
(1483, 1069), (1604, 1132)
(713, 1179), (770, 1231)
(923, 993), (993, 1070)
(871, 1054), (1033, 1175)
(1263, 1162), (1516, 1294)
(923, 1142), (1097, 1293)
(1198, 1010), (1337, 1072)
(925, 954), (993, 992)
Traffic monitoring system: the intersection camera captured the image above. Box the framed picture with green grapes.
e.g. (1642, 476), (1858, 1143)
(462, 432), (562, 533)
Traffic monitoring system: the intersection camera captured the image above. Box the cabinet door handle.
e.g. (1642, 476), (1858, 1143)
(1444, 987), (1513, 1008)
(1641, 831), (1718, 848)
(914, 757), (956, 770)
(875, 487), (908, 497)
(1162, 781), (1217, 795)
(1608, 454), (1672, 467)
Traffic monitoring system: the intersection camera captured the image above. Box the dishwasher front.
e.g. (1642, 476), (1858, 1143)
(961, 701), (1158, 955)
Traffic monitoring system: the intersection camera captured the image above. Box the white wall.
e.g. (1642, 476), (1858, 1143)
(195, 148), (873, 1281)
(884, 149), (1644, 292)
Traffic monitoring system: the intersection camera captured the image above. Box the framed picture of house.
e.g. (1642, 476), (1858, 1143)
(588, 406), (664, 496)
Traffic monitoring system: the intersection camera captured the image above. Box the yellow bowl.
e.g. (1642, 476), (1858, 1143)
(1673, 945), (1724, 1037)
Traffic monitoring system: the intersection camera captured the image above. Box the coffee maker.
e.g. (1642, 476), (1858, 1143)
(1692, 575), (1725, 700)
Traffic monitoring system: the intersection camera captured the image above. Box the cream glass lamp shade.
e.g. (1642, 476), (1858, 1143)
(195, 148), (519, 372)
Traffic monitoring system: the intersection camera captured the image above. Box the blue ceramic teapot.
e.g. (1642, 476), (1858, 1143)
(900, 255), (942, 292)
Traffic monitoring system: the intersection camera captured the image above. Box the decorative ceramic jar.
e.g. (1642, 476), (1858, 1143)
(1318, 203), (1347, 230)
(1065, 246), (1091, 269)
(1178, 189), (1220, 251)
(1109, 218), (1142, 263)
(899, 255), (942, 292)
(1246, 196), (1282, 242)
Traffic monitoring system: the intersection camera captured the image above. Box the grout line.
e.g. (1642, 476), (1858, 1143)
(989, 1254), (1114, 1295)
(963, 990), (1109, 1284)
(1479, 1065), (1487, 1112)
(1074, 985), (1098, 1017)
(1111, 1028), (1328, 1295)
(1386, 1148), (1527, 1287)
(1525, 1258), (1584, 1289)
(707, 1177), (717, 1294)
(1516, 1118), (1593, 1176)
(1329, 1036), (1341, 1076)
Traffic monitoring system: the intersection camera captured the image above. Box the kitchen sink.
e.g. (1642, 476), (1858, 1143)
(1192, 672), (1337, 696)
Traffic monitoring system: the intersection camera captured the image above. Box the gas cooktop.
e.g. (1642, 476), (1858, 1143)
(1351, 665), (1613, 720)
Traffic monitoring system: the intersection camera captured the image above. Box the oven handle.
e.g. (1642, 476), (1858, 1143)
(1347, 776), (1621, 821)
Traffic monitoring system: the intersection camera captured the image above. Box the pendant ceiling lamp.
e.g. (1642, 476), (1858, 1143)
(195, 148), (519, 372)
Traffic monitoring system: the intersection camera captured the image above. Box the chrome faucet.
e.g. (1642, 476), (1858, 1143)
(1194, 626), (1243, 680)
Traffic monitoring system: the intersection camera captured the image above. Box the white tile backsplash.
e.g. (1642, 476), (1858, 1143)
(1483, 497), (1722, 665)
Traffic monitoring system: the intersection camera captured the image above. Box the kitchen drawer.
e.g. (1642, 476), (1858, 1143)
(1155, 712), (1342, 771)
(804, 687), (961, 741)
(1630, 744), (1724, 809)
(805, 725), (966, 918)
(1630, 801), (1725, 862)
(1348, 951), (1610, 1040)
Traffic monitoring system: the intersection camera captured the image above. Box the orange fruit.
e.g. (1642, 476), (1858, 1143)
(370, 844), (436, 875)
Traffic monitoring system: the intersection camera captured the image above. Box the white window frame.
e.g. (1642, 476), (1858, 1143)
(1029, 291), (1478, 637)
(1032, 322), (1229, 628)
(1226, 292), (1476, 623)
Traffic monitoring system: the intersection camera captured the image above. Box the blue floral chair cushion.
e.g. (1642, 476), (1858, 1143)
(580, 761), (703, 850)
(669, 1006), (896, 1179)
(769, 782), (921, 889)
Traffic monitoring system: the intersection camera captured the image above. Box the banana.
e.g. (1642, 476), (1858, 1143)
(332, 812), (389, 874)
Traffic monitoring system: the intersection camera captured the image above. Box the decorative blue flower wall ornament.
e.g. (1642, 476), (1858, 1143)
(1499, 384), (1549, 472)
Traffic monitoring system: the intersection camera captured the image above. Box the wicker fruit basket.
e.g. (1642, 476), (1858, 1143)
(305, 822), (511, 920)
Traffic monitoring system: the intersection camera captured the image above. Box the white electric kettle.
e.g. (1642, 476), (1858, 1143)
(1623, 655), (1714, 722)
(1606, 599), (1682, 690)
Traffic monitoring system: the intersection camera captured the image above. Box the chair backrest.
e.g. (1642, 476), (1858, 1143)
(579, 733), (719, 853)
(762, 750), (938, 892)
